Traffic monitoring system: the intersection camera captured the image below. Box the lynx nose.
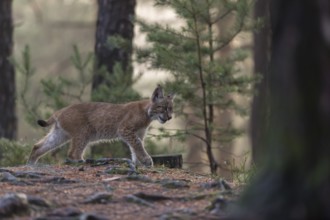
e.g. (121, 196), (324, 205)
(168, 116), (172, 120)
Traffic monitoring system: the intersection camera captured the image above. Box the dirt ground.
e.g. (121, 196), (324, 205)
(0, 160), (241, 220)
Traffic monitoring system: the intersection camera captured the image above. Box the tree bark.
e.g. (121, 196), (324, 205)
(0, 0), (17, 140)
(234, 0), (330, 219)
(250, 0), (271, 165)
(92, 0), (136, 91)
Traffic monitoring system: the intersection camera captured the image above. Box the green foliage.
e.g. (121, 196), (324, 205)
(136, 0), (257, 173)
(91, 35), (141, 103)
(40, 45), (93, 110)
(15, 45), (93, 127)
(0, 138), (31, 166)
(91, 62), (141, 103)
(230, 156), (257, 184)
(14, 45), (41, 127)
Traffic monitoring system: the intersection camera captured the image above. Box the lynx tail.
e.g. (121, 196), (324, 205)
(37, 117), (55, 127)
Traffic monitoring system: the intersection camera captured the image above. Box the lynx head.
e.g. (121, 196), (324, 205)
(148, 85), (175, 124)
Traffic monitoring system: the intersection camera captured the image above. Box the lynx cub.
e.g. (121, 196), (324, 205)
(28, 85), (174, 167)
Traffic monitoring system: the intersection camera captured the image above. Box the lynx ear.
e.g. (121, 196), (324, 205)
(151, 84), (164, 103)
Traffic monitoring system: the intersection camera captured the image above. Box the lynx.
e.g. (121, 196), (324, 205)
(27, 85), (174, 167)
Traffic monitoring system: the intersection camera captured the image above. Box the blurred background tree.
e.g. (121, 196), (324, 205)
(235, 0), (330, 219)
(250, 0), (270, 165)
(92, 0), (140, 103)
(0, 0), (16, 141)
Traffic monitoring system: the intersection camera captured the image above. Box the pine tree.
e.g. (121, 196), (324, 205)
(137, 0), (256, 174)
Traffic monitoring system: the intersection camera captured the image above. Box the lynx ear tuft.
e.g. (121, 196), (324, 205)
(151, 84), (164, 103)
(37, 120), (49, 127)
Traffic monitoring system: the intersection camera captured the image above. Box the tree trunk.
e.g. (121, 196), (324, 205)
(250, 0), (271, 165)
(234, 0), (330, 219)
(0, 0), (17, 140)
(92, 0), (135, 91)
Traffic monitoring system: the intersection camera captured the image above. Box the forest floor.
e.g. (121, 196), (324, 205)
(0, 159), (243, 220)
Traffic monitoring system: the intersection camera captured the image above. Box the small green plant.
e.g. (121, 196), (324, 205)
(230, 156), (257, 184)
(0, 138), (31, 166)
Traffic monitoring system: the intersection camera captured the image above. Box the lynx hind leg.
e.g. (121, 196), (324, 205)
(28, 127), (70, 164)
(67, 137), (89, 161)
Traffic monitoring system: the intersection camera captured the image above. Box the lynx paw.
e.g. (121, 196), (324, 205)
(140, 156), (154, 168)
(27, 159), (37, 165)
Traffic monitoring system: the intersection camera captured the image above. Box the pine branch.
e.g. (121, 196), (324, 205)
(214, 15), (245, 52)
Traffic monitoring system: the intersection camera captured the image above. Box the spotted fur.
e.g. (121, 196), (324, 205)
(27, 85), (175, 167)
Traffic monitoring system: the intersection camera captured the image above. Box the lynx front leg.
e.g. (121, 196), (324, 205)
(118, 129), (153, 167)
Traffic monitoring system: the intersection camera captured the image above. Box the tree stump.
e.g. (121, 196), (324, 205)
(151, 154), (183, 168)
